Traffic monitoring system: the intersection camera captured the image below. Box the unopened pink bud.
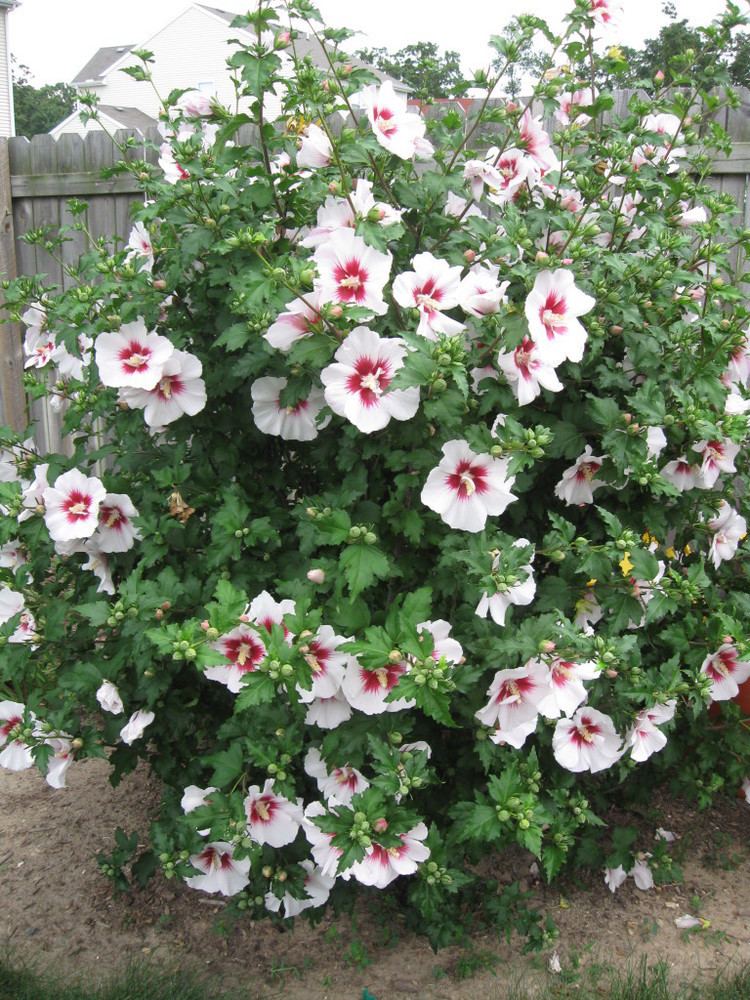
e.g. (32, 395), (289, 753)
(200, 620), (210, 631)
(562, 257), (573, 265)
(307, 568), (326, 584)
(540, 640), (556, 653)
(535, 251), (549, 263)
(654, 70), (665, 82)
(329, 304), (343, 318)
(605, 668), (619, 678)
(506, 100), (519, 113)
(275, 30), (291, 48)
(722, 634), (734, 645)
(373, 818), (388, 833)
(239, 614), (250, 623)
(464, 249), (476, 263)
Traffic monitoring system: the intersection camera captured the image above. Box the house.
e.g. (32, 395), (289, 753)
(50, 3), (407, 138)
(0, 0), (18, 137)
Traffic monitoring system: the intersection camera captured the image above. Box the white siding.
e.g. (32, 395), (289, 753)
(0, 10), (14, 136)
(88, 6), (253, 121)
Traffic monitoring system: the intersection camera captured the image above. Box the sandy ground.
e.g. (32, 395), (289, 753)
(2, 759), (750, 999)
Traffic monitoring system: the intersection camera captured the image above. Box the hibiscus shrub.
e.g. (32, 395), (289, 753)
(3, 0), (750, 948)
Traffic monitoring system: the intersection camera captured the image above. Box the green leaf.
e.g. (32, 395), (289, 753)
(207, 742), (246, 787)
(76, 602), (110, 627)
(340, 544), (390, 600)
(234, 673), (276, 711)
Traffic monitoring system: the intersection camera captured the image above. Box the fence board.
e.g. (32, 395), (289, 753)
(0, 140), (25, 433)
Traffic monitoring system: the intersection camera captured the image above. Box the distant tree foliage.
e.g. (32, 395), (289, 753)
(13, 60), (77, 137)
(355, 42), (466, 99)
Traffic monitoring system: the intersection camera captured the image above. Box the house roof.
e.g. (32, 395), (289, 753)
(97, 105), (158, 131)
(70, 4), (407, 93)
(72, 45), (134, 84)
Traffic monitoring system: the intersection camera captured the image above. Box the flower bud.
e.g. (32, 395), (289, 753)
(262, 865), (274, 879)
(388, 650), (402, 663)
(329, 304), (343, 318)
(152, 279), (167, 290)
(539, 640), (556, 653)
(654, 69), (665, 82)
(373, 817), (388, 833)
(307, 568), (326, 584)
(464, 249), (476, 263)
(605, 668), (618, 678)
(535, 251), (549, 263)
(200, 620), (210, 631)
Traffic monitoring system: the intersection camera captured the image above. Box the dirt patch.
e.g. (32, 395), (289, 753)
(2, 760), (750, 998)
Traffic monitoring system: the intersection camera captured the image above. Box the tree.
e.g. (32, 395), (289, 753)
(355, 41), (465, 99)
(13, 61), (76, 137)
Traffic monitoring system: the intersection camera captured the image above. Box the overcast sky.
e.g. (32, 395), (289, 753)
(11, 0), (737, 86)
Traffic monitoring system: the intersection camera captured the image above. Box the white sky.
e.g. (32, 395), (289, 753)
(10, 0), (738, 86)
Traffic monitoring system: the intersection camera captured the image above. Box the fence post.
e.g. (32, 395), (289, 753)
(0, 137), (26, 432)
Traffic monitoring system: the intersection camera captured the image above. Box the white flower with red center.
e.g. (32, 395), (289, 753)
(475, 661), (549, 749)
(177, 90), (213, 117)
(555, 88), (596, 126)
(678, 203), (708, 227)
(417, 619), (463, 665)
(552, 707), (623, 773)
(458, 263), (509, 318)
(661, 456), (699, 492)
(0, 701), (34, 772)
(205, 625), (267, 693)
(299, 625), (350, 700)
(303, 802), (345, 878)
(126, 222), (154, 272)
(300, 196), (355, 249)
(81, 542), (115, 595)
(119, 709), (155, 745)
(96, 680), (124, 715)
(392, 252), (465, 340)
(43, 468), (107, 542)
(245, 590), (296, 639)
(0, 587), (25, 632)
(727, 331), (750, 388)
(120, 349), (206, 428)
(444, 192), (484, 219)
(645, 426), (668, 460)
(320, 325), (419, 434)
(701, 644), (750, 701)
(304, 747), (369, 806)
(92, 493), (140, 553)
(589, 0), (623, 26)
(349, 178), (403, 226)
(358, 80), (429, 159)
(421, 439), (517, 533)
(486, 147), (538, 205)
(0, 540), (25, 570)
(497, 336), (564, 406)
(18, 463), (48, 523)
(251, 377), (330, 442)
(159, 142), (190, 183)
(297, 123), (332, 168)
(708, 501), (747, 569)
(693, 439), (740, 489)
(265, 860), (336, 918)
(181, 784), (217, 836)
(24, 327), (56, 369)
(517, 110), (560, 174)
(95, 321), (174, 390)
(627, 700), (676, 762)
(341, 657), (415, 715)
(463, 158), (503, 201)
(299, 690), (353, 729)
(554, 446), (605, 506)
(185, 842), (250, 897)
(537, 658), (600, 719)
(51, 334), (92, 383)
(475, 539), (536, 627)
(575, 590), (602, 634)
(244, 778), (303, 848)
(265, 291), (323, 352)
(313, 229), (392, 315)
(525, 269), (595, 366)
(605, 865), (628, 893)
(43, 737), (74, 789)
(348, 822), (430, 889)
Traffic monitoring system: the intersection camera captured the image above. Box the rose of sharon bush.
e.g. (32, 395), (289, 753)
(2, 0), (750, 950)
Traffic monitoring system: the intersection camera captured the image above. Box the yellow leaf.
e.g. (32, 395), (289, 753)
(619, 552), (634, 576)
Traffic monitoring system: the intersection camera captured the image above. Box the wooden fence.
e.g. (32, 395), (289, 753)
(1, 97), (750, 446)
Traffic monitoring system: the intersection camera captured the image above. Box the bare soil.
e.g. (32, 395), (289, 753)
(2, 759), (750, 999)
